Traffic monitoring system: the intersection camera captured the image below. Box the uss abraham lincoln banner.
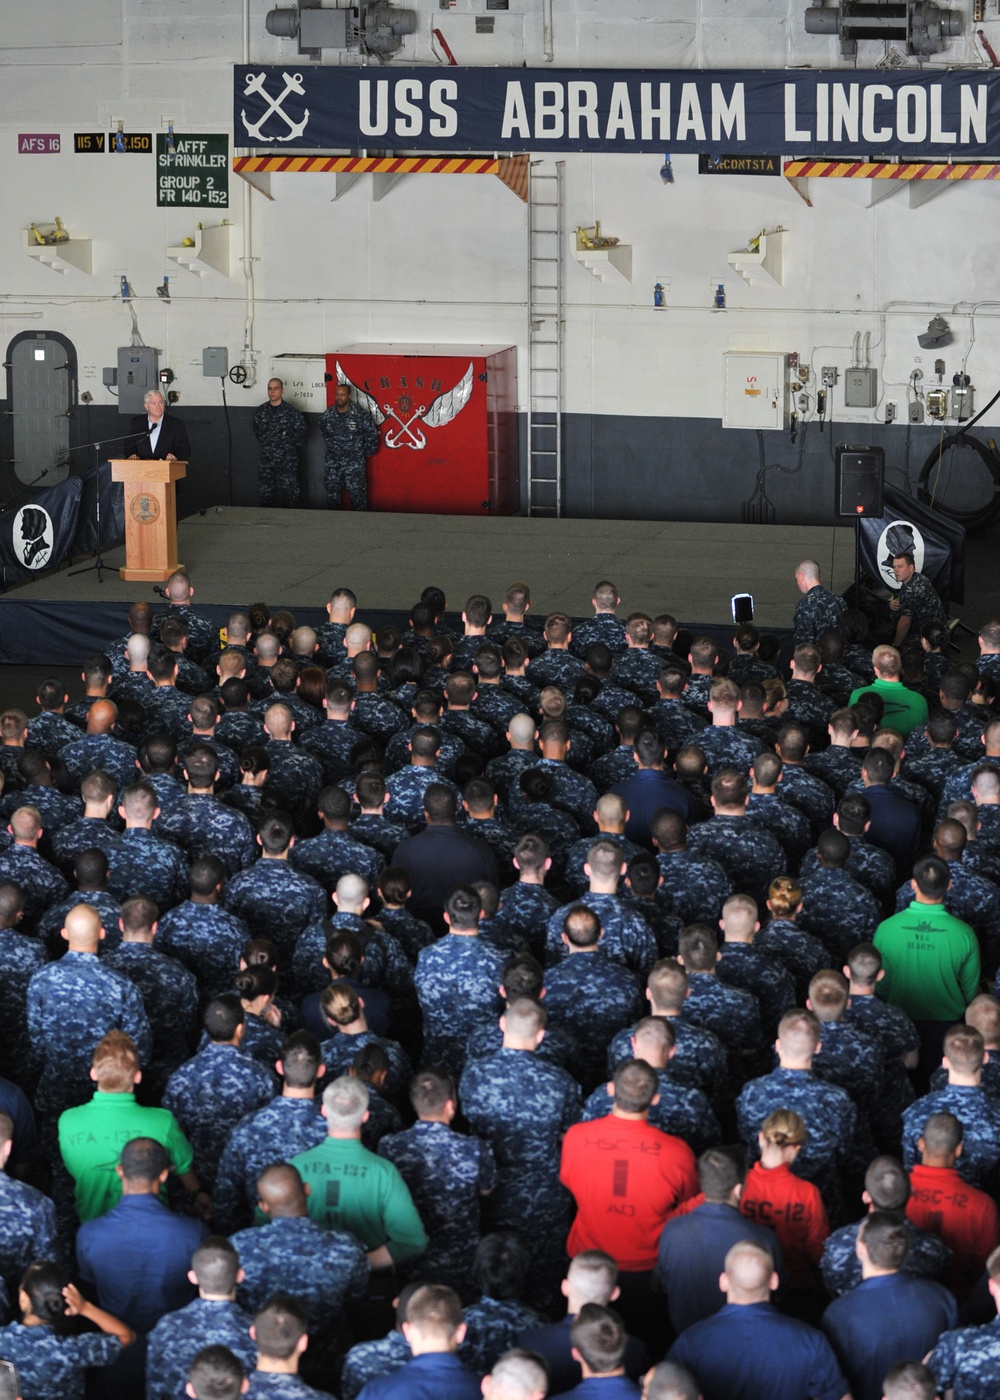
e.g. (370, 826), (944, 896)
(233, 66), (1000, 159)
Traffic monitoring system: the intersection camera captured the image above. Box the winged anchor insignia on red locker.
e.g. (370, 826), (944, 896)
(335, 361), (475, 450)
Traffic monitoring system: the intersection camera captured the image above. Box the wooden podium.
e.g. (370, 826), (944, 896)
(110, 459), (186, 582)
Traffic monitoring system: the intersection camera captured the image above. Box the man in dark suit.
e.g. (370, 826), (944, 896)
(125, 390), (191, 462)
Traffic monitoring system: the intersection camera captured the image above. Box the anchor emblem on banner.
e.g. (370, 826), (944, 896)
(241, 71), (310, 143)
(335, 362), (476, 451)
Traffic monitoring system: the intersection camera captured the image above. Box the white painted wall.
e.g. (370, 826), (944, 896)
(2, 0), (998, 429)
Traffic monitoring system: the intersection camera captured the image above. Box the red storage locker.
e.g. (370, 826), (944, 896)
(328, 343), (518, 515)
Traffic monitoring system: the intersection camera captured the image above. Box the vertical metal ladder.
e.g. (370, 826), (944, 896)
(526, 160), (564, 517)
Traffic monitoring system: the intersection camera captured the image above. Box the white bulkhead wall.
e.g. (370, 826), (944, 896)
(1, 0), (996, 424)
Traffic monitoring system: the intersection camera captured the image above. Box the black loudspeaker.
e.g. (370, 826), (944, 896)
(835, 445), (885, 517)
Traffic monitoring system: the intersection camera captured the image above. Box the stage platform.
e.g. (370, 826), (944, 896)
(1, 507), (856, 637)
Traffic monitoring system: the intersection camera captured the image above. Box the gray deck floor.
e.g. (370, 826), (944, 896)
(4, 509), (858, 629)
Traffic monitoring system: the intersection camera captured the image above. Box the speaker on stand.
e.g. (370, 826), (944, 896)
(835, 445), (885, 601)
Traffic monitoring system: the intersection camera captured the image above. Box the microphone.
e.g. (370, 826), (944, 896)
(152, 585), (168, 599)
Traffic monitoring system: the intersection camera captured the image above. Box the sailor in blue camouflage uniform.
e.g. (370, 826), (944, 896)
(384, 727), (462, 830)
(606, 1000), (727, 1104)
(563, 803), (641, 898)
(252, 378), (307, 507)
(146, 1238), (258, 1400)
(152, 575), (216, 663)
(819, 1156), (952, 1298)
(684, 770), (786, 906)
(289, 788), (384, 896)
(793, 561), (847, 644)
(773, 725), (837, 834)
(50, 782), (122, 876)
(384, 697), (468, 781)
(223, 811), (326, 965)
(528, 723), (598, 831)
(0, 1110), (59, 1293)
(231, 1163), (369, 1337)
(319, 381), (379, 510)
(415, 887), (505, 1077)
(143, 650), (198, 741)
(738, 1009), (867, 1222)
(582, 1017), (720, 1155)
(212, 1031), (328, 1234)
(676, 924), (762, 1069)
(928, 1261), (1000, 1400)
(544, 880), (657, 978)
(841, 943), (918, 1142)
(806, 971), (885, 1154)
(37, 867), (122, 959)
(901, 1029), (1000, 1191)
(541, 906), (645, 1089)
(716, 897), (796, 1038)
(569, 587), (628, 658)
(156, 857), (250, 996)
(292, 876), (414, 1001)
(103, 782), (189, 912)
(746, 754), (813, 861)
(60, 715), (140, 792)
(163, 995), (276, 1191)
(104, 894), (200, 1094)
(796, 829), (881, 960)
(340, 1312), (412, 1400)
(459, 997), (581, 1298)
(378, 1067), (497, 1298)
(0, 756), (81, 833)
(0, 883), (48, 1083)
(27, 902), (151, 1123)
(26, 680), (80, 757)
(458, 1234), (546, 1373)
(754, 913), (828, 1009)
(155, 745), (257, 876)
(0, 1267), (122, 1400)
(0, 809), (69, 933)
(650, 810), (733, 924)
(464, 952), (579, 1073)
(319, 1011), (412, 1101)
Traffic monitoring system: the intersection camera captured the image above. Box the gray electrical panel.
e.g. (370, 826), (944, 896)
(845, 368), (878, 408)
(117, 346), (159, 414)
(203, 346), (229, 377)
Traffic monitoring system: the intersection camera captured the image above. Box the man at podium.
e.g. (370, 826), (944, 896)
(124, 389), (191, 462)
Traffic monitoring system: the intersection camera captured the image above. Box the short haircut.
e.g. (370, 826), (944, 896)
(322, 1074), (369, 1129)
(91, 1030), (140, 1092)
(945, 1023), (985, 1074)
(501, 953), (545, 1000)
(678, 923), (718, 972)
(910, 854), (952, 903)
(776, 724), (809, 763)
(253, 1295), (308, 1360)
(859, 1211), (910, 1270)
(711, 769), (747, 806)
(644, 1362), (701, 1400)
(204, 995), (244, 1043)
(513, 833), (549, 873)
(698, 1146), (745, 1202)
(563, 905), (601, 948)
(258, 811), (294, 855)
(190, 856), (225, 896)
(410, 1068), (455, 1117)
(846, 942), (882, 987)
(922, 1111), (962, 1157)
(569, 1303), (627, 1375)
(586, 839), (624, 882)
(612, 1059), (658, 1114)
(424, 783), (457, 823)
(280, 1031), (322, 1089)
(186, 1345), (245, 1400)
(120, 1137), (169, 1183)
(865, 1156), (910, 1211)
(406, 1284), (464, 1341)
(486, 1350), (550, 1398)
(752, 751), (782, 787)
(647, 959), (687, 1011)
(836, 792), (871, 835)
(634, 730), (663, 767)
(862, 748), (894, 785)
(191, 1237), (241, 1294)
(966, 994), (1000, 1046)
(502, 997), (547, 1039)
(566, 1250), (618, 1305)
(808, 969), (849, 1021)
(873, 644), (902, 677)
(777, 1009), (821, 1058)
(816, 828), (849, 868)
(882, 1362), (936, 1400)
(182, 744), (219, 788)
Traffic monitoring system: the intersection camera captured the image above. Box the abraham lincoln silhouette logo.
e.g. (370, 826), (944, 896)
(14, 505), (53, 569)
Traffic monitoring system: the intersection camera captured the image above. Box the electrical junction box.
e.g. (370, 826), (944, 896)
(270, 354), (331, 413)
(202, 346), (228, 377)
(299, 7), (349, 48)
(117, 345), (159, 415)
(723, 352), (790, 430)
(845, 367), (878, 408)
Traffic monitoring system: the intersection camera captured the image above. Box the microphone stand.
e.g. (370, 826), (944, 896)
(64, 433), (136, 583)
